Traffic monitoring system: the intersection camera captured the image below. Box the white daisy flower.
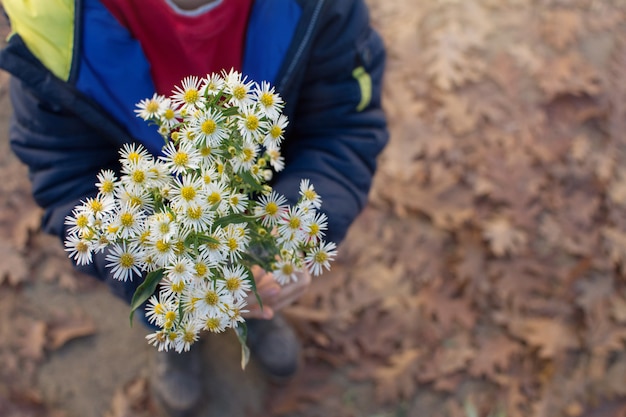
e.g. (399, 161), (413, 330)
(165, 255), (195, 285)
(134, 93), (166, 120)
(200, 73), (225, 97)
(191, 108), (227, 147)
(263, 114), (288, 149)
(303, 211), (328, 245)
(120, 143), (152, 167)
(203, 312), (231, 334)
(171, 75), (203, 110)
(223, 69), (255, 108)
(105, 242), (144, 282)
(224, 298), (248, 328)
(64, 206), (93, 236)
(145, 292), (177, 326)
(228, 191), (248, 213)
(254, 81), (283, 120)
(179, 203), (215, 234)
(145, 330), (173, 352)
(170, 174), (205, 209)
(223, 223), (250, 262)
(148, 211), (177, 243)
(161, 140), (201, 175)
(305, 240), (337, 276)
(217, 264), (251, 301)
(64, 233), (93, 266)
(174, 316), (203, 352)
(157, 98), (180, 128)
(277, 205), (307, 241)
(231, 139), (260, 173)
(95, 169), (118, 196)
(299, 179), (322, 209)
(199, 229), (227, 264)
(83, 195), (115, 220)
(254, 191), (288, 227)
(121, 159), (156, 193)
(237, 105), (267, 142)
(193, 279), (233, 318)
(203, 180), (229, 213)
(112, 201), (146, 239)
(266, 148), (285, 172)
(272, 259), (300, 285)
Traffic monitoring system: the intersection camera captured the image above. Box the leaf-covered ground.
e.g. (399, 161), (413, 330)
(3, 1), (626, 416)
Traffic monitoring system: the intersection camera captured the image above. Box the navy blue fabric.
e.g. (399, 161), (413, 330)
(75, 0), (168, 155)
(243, 0), (302, 84)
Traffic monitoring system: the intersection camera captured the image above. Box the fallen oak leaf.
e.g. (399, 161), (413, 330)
(46, 314), (96, 351)
(483, 217), (527, 257)
(0, 241), (29, 287)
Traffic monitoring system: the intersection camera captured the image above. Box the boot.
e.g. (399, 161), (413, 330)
(150, 342), (204, 416)
(246, 313), (300, 382)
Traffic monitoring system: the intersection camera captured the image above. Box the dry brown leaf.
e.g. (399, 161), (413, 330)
(424, 22), (486, 91)
(46, 313), (96, 351)
(537, 52), (602, 99)
(373, 348), (422, 404)
(482, 217), (527, 257)
(17, 319), (47, 362)
(0, 241), (29, 287)
(505, 316), (580, 359)
(469, 330), (521, 379)
(104, 377), (159, 417)
(541, 9), (582, 50)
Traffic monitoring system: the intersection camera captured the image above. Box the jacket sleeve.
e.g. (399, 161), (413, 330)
(272, 0), (388, 246)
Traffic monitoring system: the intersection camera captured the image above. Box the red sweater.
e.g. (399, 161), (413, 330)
(100, 0), (253, 94)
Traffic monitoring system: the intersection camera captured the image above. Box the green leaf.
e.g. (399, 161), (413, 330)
(129, 269), (164, 326)
(234, 323), (250, 370)
(212, 213), (254, 228)
(238, 170), (265, 192)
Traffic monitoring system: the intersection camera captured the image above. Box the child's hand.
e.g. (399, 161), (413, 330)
(242, 265), (312, 319)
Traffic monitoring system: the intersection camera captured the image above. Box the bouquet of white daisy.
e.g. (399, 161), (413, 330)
(63, 70), (336, 366)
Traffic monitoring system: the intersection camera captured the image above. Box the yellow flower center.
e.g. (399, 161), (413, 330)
(173, 152), (189, 167)
(120, 212), (135, 227)
(128, 152), (140, 164)
(101, 180), (114, 194)
(76, 241), (89, 253)
(205, 291), (219, 306)
(205, 317), (221, 332)
(155, 239), (170, 253)
(304, 189), (317, 201)
(146, 100), (159, 114)
(201, 119), (217, 135)
(183, 89), (199, 104)
(154, 303), (165, 315)
(165, 311), (177, 322)
(76, 214), (89, 229)
(227, 238), (238, 251)
(289, 217), (301, 229)
(260, 92), (274, 108)
(309, 223), (320, 236)
(207, 192), (221, 205)
(245, 115), (259, 131)
(281, 263), (294, 275)
(225, 277), (241, 292)
(265, 202), (278, 216)
(120, 253), (134, 268)
(172, 281), (185, 293)
(181, 185), (196, 201)
(195, 263), (208, 277)
(89, 200), (103, 213)
(242, 148), (254, 162)
(187, 206), (202, 220)
(200, 146), (212, 157)
(270, 125), (283, 139)
(132, 170), (145, 184)
(233, 85), (246, 100)
(315, 251), (328, 263)
(164, 108), (175, 120)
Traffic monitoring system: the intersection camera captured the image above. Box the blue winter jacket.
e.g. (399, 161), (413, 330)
(0, 0), (388, 299)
